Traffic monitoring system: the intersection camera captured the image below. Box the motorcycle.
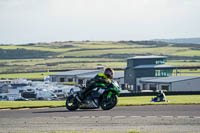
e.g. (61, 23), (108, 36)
(66, 80), (120, 111)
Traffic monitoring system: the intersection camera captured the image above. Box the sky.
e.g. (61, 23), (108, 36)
(0, 0), (200, 44)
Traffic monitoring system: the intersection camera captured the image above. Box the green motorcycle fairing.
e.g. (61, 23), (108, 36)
(96, 82), (120, 99)
(96, 83), (106, 87)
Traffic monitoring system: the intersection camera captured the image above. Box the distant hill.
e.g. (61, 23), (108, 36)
(1, 40), (200, 73)
(153, 38), (200, 44)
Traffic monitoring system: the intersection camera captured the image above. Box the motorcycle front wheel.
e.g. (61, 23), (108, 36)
(66, 95), (79, 111)
(100, 94), (118, 110)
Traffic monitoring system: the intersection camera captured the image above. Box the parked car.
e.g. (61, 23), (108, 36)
(14, 97), (30, 101)
(0, 94), (8, 101)
(36, 89), (57, 100)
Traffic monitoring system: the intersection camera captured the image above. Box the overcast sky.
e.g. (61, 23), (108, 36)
(0, 0), (200, 44)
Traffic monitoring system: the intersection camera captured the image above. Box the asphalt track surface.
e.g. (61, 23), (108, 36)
(0, 105), (200, 133)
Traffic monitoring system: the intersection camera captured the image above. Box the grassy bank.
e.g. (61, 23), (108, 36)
(1, 41), (200, 74)
(1, 95), (200, 109)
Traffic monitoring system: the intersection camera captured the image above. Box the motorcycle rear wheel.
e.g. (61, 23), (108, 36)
(100, 94), (118, 110)
(66, 95), (79, 111)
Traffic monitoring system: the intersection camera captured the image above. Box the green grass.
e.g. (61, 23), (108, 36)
(59, 47), (188, 57)
(0, 45), (69, 52)
(167, 60), (200, 67)
(172, 49), (200, 56)
(173, 69), (200, 76)
(118, 95), (200, 106)
(3, 58), (123, 66)
(0, 101), (65, 109)
(55, 62), (126, 69)
(0, 72), (56, 79)
(0, 57), (125, 73)
(76, 42), (143, 49)
(1, 95), (200, 109)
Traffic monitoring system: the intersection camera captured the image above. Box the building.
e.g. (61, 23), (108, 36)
(49, 55), (200, 93)
(76, 71), (124, 88)
(50, 69), (104, 83)
(137, 76), (200, 92)
(49, 69), (124, 89)
(124, 56), (176, 92)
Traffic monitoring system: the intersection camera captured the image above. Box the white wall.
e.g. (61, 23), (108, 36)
(172, 78), (200, 91)
(115, 77), (124, 84)
(50, 76), (75, 82)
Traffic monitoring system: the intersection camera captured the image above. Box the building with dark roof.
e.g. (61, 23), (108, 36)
(49, 69), (124, 89)
(125, 55), (176, 92)
(49, 69), (104, 83)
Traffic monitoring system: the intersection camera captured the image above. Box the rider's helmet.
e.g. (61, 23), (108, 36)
(158, 90), (164, 94)
(104, 68), (114, 79)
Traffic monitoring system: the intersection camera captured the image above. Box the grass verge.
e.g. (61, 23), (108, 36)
(8, 131), (139, 133)
(0, 95), (200, 109)
(0, 101), (65, 109)
(0, 72), (56, 79)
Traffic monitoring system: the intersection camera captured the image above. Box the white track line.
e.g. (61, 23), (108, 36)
(17, 108), (30, 110)
(113, 116), (126, 119)
(0, 109), (11, 111)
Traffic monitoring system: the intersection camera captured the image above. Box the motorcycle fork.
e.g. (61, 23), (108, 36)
(93, 98), (99, 108)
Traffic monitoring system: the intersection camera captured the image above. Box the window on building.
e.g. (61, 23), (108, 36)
(137, 85), (141, 92)
(155, 59), (166, 64)
(52, 77), (56, 82)
(155, 69), (173, 77)
(125, 84), (132, 90)
(78, 79), (84, 85)
(68, 78), (73, 82)
(149, 84), (156, 91)
(142, 84), (148, 90)
(161, 85), (169, 91)
(121, 84), (126, 90)
(60, 78), (65, 82)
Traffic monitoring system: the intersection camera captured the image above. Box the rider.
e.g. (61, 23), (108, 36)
(157, 90), (166, 102)
(78, 68), (114, 101)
